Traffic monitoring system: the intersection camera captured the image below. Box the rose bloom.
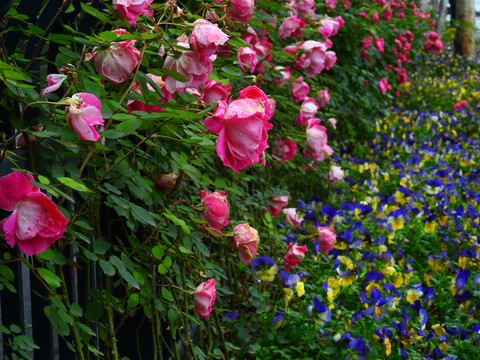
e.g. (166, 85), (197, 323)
(328, 165), (344, 184)
(284, 242), (308, 271)
(292, 76), (310, 102)
(297, 41), (327, 78)
(40, 74), (67, 96)
(327, 117), (337, 129)
(374, 37), (385, 52)
(199, 190), (230, 235)
(304, 118), (333, 161)
(237, 46), (259, 73)
(318, 16), (340, 39)
(66, 93), (104, 141)
(154, 171), (178, 193)
(194, 278), (216, 319)
(279, 15), (305, 38)
(298, 0), (315, 16)
(191, 19), (229, 59)
(267, 195), (289, 217)
(200, 80), (229, 103)
(313, 227), (336, 255)
(453, 100), (468, 110)
(325, 0), (337, 9)
(378, 77), (392, 92)
(274, 66), (291, 85)
(89, 29), (141, 84)
(316, 89), (330, 108)
(325, 51), (337, 70)
(282, 208), (304, 227)
(227, 0), (255, 24)
(272, 137), (297, 162)
(233, 223), (260, 265)
(0, 172), (68, 256)
(204, 86), (275, 173)
(127, 74), (172, 113)
(113, 0), (153, 25)
(296, 97), (319, 126)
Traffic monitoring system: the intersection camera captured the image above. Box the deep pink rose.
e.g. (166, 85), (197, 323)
(227, 0), (255, 24)
(378, 78), (391, 93)
(272, 137), (297, 162)
(396, 68), (407, 84)
(298, 0), (315, 16)
(204, 86), (275, 173)
(316, 89), (330, 108)
(199, 190), (230, 235)
(372, 11), (379, 23)
(328, 165), (344, 184)
(325, 0), (336, 8)
(237, 47), (259, 73)
(233, 223), (260, 265)
(191, 19), (229, 59)
(304, 118), (333, 161)
(361, 38), (373, 50)
(279, 15), (305, 38)
(0, 172), (68, 256)
(127, 74), (172, 113)
(66, 93), (104, 141)
(200, 80), (229, 103)
(295, 97), (319, 126)
(40, 74), (67, 96)
(325, 51), (337, 70)
(284, 242), (308, 271)
(267, 195), (289, 217)
(113, 0), (153, 25)
(194, 278), (216, 319)
(89, 29), (141, 84)
(334, 16), (345, 28)
(424, 31), (443, 52)
(282, 208), (304, 227)
(313, 227), (336, 254)
(453, 100), (468, 110)
(297, 41), (327, 78)
(292, 76), (310, 102)
(374, 37), (385, 52)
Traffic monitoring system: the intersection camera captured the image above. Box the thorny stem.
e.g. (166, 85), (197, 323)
(106, 276), (120, 360)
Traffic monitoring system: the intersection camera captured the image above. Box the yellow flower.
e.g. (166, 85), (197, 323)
(295, 281), (305, 297)
(424, 221), (436, 233)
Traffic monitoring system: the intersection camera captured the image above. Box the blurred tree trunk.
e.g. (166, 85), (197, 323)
(454, 0), (476, 58)
(436, 0), (448, 37)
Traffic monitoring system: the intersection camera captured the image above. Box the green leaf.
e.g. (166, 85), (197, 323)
(161, 287), (174, 301)
(99, 259), (115, 276)
(38, 268), (61, 289)
(127, 293), (139, 308)
(93, 239), (110, 255)
(157, 264), (167, 274)
(152, 245), (164, 260)
(86, 301), (103, 321)
(130, 203), (157, 227)
(58, 177), (91, 192)
(98, 31), (118, 42)
(160, 68), (188, 82)
(0, 265), (14, 281)
(163, 210), (191, 234)
(102, 117), (142, 139)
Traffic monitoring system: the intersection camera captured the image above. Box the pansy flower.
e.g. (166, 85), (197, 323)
(306, 298), (331, 326)
(251, 256), (278, 282)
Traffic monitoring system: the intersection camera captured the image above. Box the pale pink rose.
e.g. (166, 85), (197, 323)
(89, 29), (141, 84)
(66, 93), (104, 141)
(297, 0), (315, 16)
(327, 117), (337, 129)
(204, 86), (275, 173)
(282, 208), (304, 227)
(324, 51), (337, 70)
(295, 97), (319, 126)
(378, 78), (391, 92)
(191, 19), (229, 59)
(297, 41), (327, 78)
(292, 76), (310, 102)
(328, 165), (344, 184)
(113, 0), (153, 25)
(199, 190), (230, 235)
(227, 0), (255, 24)
(272, 137), (297, 162)
(318, 16), (340, 39)
(233, 223), (260, 265)
(237, 47), (258, 73)
(40, 74), (67, 96)
(313, 227), (336, 254)
(245, 36), (272, 73)
(267, 195), (289, 217)
(200, 80), (229, 103)
(284, 242), (308, 271)
(316, 89), (330, 108)
(325, 0), (337, 9)
(374, 37), (385, 52)
(127, 74), (172, 113)
(279, 15), (305, 38)
(0, 172), (68, 256)
(194, 278), (216, 319)
(304, 118), (333, 161)
(274, 66), (292, 85)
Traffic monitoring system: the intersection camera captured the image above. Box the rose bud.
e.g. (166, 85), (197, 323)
(233, 223), (260, 265)
(154, 171), (178, 192)
(194, 278), (216, 319)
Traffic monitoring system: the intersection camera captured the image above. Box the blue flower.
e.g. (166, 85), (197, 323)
(307, 298), (331, 326)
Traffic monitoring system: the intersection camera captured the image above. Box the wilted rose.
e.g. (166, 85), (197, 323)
(233, 223), (260, 265)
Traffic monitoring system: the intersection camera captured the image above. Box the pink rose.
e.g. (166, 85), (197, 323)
(396, 68), (407, 84)
(313, 227), (336, 254)
(316, 89), (330, 108)
(113, 0), (153, 25)
(327, 117), (337, 129)
(200, 80), (229, 103)
(304, 118), (333, 161)
(424, 31), (443, 52)
(66, 93), (104, 141)
(361, 38), (373, 50)
(191, 19), (229, 59)
(295, 97), (319, 126)
(279, 15), (305, 38)
(267, 195), (289, 217)
(328, 165), (344, 184)
(89, 29), (141, 84)
(292, 76), (310, 102)
(318, 16), (340, 39)
(199, 190), (230, 235)
(0, 172), (68, 256)
(40, 74), (67, 96)
(204, 86), (275, 173)
(453, 100), (468, 110)
(274, 66), (292, 85)
(127, 74), (172, 113)
(297, 41), (327, 78)
(374, 37), (385, 52)
(372, 11), (379, 23)
(298, 0), (315, 15)
(325, 0), (337, 8)
(237, 47), (259, 73)
(233, 223), (260, 265)
(325, 51), (337, 70)
(194, 278), (216, 319)
(378, 78), (392, 93)
(334, 16), (345, 28)
(284, 242), (308, 271)
(272, 137), (297, 162)
(227, 0), (255, 24)
(282, 208), (304, 227)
